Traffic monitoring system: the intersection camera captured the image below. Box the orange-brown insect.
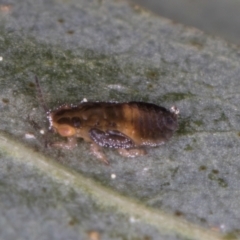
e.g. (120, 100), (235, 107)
(35, 77), (179, 164)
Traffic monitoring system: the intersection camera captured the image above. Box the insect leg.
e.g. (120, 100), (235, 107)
(50, 136), (77, 149)
(90, 143), (109, 165)
(117, 148), (146, 158)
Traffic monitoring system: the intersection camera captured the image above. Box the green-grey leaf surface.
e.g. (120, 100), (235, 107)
(0, 0), (240, 239)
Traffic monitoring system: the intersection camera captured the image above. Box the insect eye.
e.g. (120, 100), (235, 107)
(164, 115), (177, 131)
(71, 117), (81, 128)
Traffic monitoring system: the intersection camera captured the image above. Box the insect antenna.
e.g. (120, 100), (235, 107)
(35, 76), (49, 114)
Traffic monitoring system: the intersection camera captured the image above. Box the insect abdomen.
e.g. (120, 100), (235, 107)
(117, 102), (178, 147)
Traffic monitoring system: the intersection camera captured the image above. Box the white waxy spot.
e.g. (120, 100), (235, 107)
(0, 56), (3, 61)
(111, 173), (116, 179)
(170, 106), (180, 115)
(25, 133), (36, 139)
(82, 98), (88, 102)
(40, 129), (45, 134)
(107, 84), (127, 92)
(129, 216), (138, 223)
(220, 224), (226, 231)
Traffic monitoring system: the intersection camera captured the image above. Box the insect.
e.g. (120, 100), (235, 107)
(35, 77), (179, 164)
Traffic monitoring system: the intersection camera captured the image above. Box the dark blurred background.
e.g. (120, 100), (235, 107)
(131, 0), (240, 45)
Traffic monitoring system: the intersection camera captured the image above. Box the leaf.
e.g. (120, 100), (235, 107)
(0, 0), (240, 239)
